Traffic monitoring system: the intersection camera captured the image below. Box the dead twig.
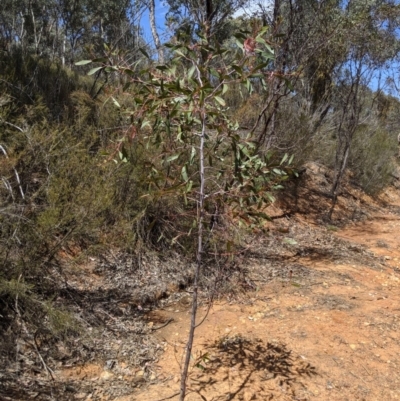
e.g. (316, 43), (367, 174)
(151, 318), (174, 331)
(155, 391), (180, 401)
(361, 364), (371, 376)
(349, 371), (369, 386)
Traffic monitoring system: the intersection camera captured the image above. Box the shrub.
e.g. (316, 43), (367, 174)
(349, 127), (397, 194)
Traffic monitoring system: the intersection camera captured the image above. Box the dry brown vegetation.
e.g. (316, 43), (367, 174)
(2, 160), (400, 400)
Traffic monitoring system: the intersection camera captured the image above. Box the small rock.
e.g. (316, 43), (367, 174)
(104, 360), (115, 370)
(243, 390), (255, 401)
(100, 371), (114, 380)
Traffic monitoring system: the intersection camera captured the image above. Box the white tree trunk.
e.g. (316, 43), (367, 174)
(148, 0), (164, 64)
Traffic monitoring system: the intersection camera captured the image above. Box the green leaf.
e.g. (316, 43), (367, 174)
(141, 120), (151, 129)
(174, 49), (186, 58)
(186, 180), (193, 193)
(190, 146), (196, 165)
(104, 66), (118, 73)
(235, 38), (244, 50)
(88, 66), (104, 75)
(123, 68), (135, 76)
(252, 61), (271, 72)
(118, 151), (128, 163)
(181, 165), (189, 182)
(255, 36), (266, 45)
(283, 238), (297, 246)
(75, 60), (92, 65)
(234, 32), (248, 40)
(231, 65), (242, 74)
(92, 57), (108, 63)
(188, 65), (196, 80)
(264, 44), (274, 54)
(210, 68), (219, 78)
(283, 78), (294, 91)
(215, 96), (226, 106)
(111, 97), (121, 108)
(257, 26), (269, 37)
(195, 363), (205, 371)
(265, 193), (275, 203)
(166, 154), (180, 162)
(139, 47), (150, 58)
(245, 79), (252, 92)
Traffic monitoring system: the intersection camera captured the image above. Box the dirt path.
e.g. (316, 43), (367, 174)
(51, 189), (400, 401)
(119, 197), (400, 401)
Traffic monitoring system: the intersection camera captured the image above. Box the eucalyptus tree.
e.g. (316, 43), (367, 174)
(328, 0), (400, 216)
(165, 0), (250, 41)
(244, 0), (400, 214)
(247, 0), (349, 148)
(0, 0), (58, 53)
(0, 0), (145, 64)
(78, 20), (295, 398)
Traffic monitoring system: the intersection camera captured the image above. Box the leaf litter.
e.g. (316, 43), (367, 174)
(2, 163), (400, 400)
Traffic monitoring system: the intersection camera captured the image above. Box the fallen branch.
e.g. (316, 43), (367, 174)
(151, 318), (174, 332)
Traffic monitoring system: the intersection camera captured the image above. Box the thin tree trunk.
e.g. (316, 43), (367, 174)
(328, 141), (350, 219)
(19, 12), (25, 47)
(329, 59), (362, 219)
(179, 114), (206, 401)
(61, 35), (66, 67)
(29, 1), (39, 53)
(149, 0), (164, 64)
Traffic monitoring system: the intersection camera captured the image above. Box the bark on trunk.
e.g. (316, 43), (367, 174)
(149, 0), (164, 64)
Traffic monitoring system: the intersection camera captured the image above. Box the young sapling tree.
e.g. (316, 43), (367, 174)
(77, 25), (295, 400)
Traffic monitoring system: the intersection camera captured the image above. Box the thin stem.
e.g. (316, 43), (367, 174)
(179, 113), (206, 401)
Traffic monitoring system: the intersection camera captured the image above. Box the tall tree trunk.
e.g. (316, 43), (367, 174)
(149, 0), (164, 64)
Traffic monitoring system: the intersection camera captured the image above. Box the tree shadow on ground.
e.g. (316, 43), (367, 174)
(189, 335), (317, 401)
